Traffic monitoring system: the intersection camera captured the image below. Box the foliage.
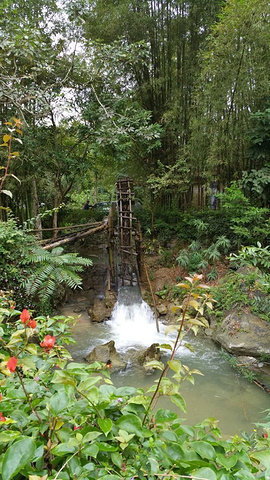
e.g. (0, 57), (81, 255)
(189, 0), (270, 185)
(0, 219), (92, 312)
(176, 223), (231, 279)
(212, 269), (270, 322)
(230, 243), (270, 272)
(241, 166), (270, 208)
(217, 183), (270, 247)
(0, 119), (23, 205)
(0, 218), (37, 304)
(0, 281), (269, 479)
(24, 246), (92, 308)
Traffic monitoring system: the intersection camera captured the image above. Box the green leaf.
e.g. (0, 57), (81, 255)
(170, 394), (186, 413)
(82, 444), (99, 457)
(192, 467), (217, 480)
(51, 370), (77, 386)
(49, 390), (70, 415)
(252, 449), (270, 468)
(2, 437), (36, 480)
(116, 414), (143, 436)
(98, 418), (113, 435)
(216, 453), (238, 470)
(79, 376), (102, 390)
(86, 386), (99, 404)
(96, 442), (118, 452)
(192, 441), (216, 461)
(83, 431), (102, 442)
(159, 343), (172, 350)
(0, 431), (20, 443)
(148, 457), (159, 474)
(111, 452), (123, 469)
(51, 444), (76, 456)
(155, 409), (178, 423)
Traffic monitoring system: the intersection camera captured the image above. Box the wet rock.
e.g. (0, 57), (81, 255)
(137, 343), (162, 374)
(73, 307), (84, 313)
(235, 356), (260, 367)
(213, 309), (270, 357)
(88, 289), (117, 323)
(84, 340), (127, 372)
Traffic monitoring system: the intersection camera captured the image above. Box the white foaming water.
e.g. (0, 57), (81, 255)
(107, 286), (191, 357)
(109, 298), (163, 349)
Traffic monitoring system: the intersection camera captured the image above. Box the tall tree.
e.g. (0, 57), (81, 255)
(188, 0), (270, 190)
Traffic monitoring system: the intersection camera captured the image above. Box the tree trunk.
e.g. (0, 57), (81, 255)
(32, 177), (43, 240)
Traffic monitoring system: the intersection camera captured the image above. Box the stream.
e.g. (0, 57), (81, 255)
(60, 286), (270, 438)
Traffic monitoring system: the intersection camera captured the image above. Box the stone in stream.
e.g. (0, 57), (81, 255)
(84, 340), (127, 372)
(213, 309), (270, 357)
(137, 343), (162, 374)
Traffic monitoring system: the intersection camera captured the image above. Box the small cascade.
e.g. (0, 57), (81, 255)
(108, 286), (163, 350)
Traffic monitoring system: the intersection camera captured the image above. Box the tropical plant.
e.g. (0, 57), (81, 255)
(176, 236), (231, 277)
(0, 219), (92, 312)
(24, 246), (92, 308)
(230, 243), (270, 272)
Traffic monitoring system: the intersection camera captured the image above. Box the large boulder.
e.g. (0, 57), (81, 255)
(213, 309), (270, 357)
(84, 340), (127, 372)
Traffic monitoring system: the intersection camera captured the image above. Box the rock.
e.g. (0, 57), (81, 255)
(235, 356), (260, 367)
(137, 343), (162, 373)
(88, 289), (116, 322)
(73, 307), (84, 313)
(213, 309), (270, 357)
(137, 343), (161, 365)
(84, 340), (127, 372)
(157, 304), (167, 315)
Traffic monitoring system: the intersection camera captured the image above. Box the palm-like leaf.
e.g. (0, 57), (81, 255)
(24, 247), (92, 303)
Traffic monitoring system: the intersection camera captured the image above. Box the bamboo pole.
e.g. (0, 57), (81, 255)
(144, 262), (160, 333)
(42, 222), (106, 250)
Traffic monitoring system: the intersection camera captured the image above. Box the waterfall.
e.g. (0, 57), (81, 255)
(108, 286), (162, 350)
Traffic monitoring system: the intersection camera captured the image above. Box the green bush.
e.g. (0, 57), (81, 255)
(212, 269), (270, 322)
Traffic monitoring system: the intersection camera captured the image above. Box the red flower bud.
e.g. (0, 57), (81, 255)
(28, 319), (37, 329)
(7, 357), (18, 372)
(20, 309), (31, 324)
(0, 413), (6, 422)
(40, 335), (56, 350)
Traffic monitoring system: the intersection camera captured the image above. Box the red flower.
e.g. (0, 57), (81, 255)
(263, 432), (269, 439)
(0, 393), (2, 401)
(73, 425), (81, 431)
(7, 357), (18, 372)
(28, 319), (37, 329)
(0, 413), (6, 422)
(40, 335), (56, 350)
(20, 309), (31, 324)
